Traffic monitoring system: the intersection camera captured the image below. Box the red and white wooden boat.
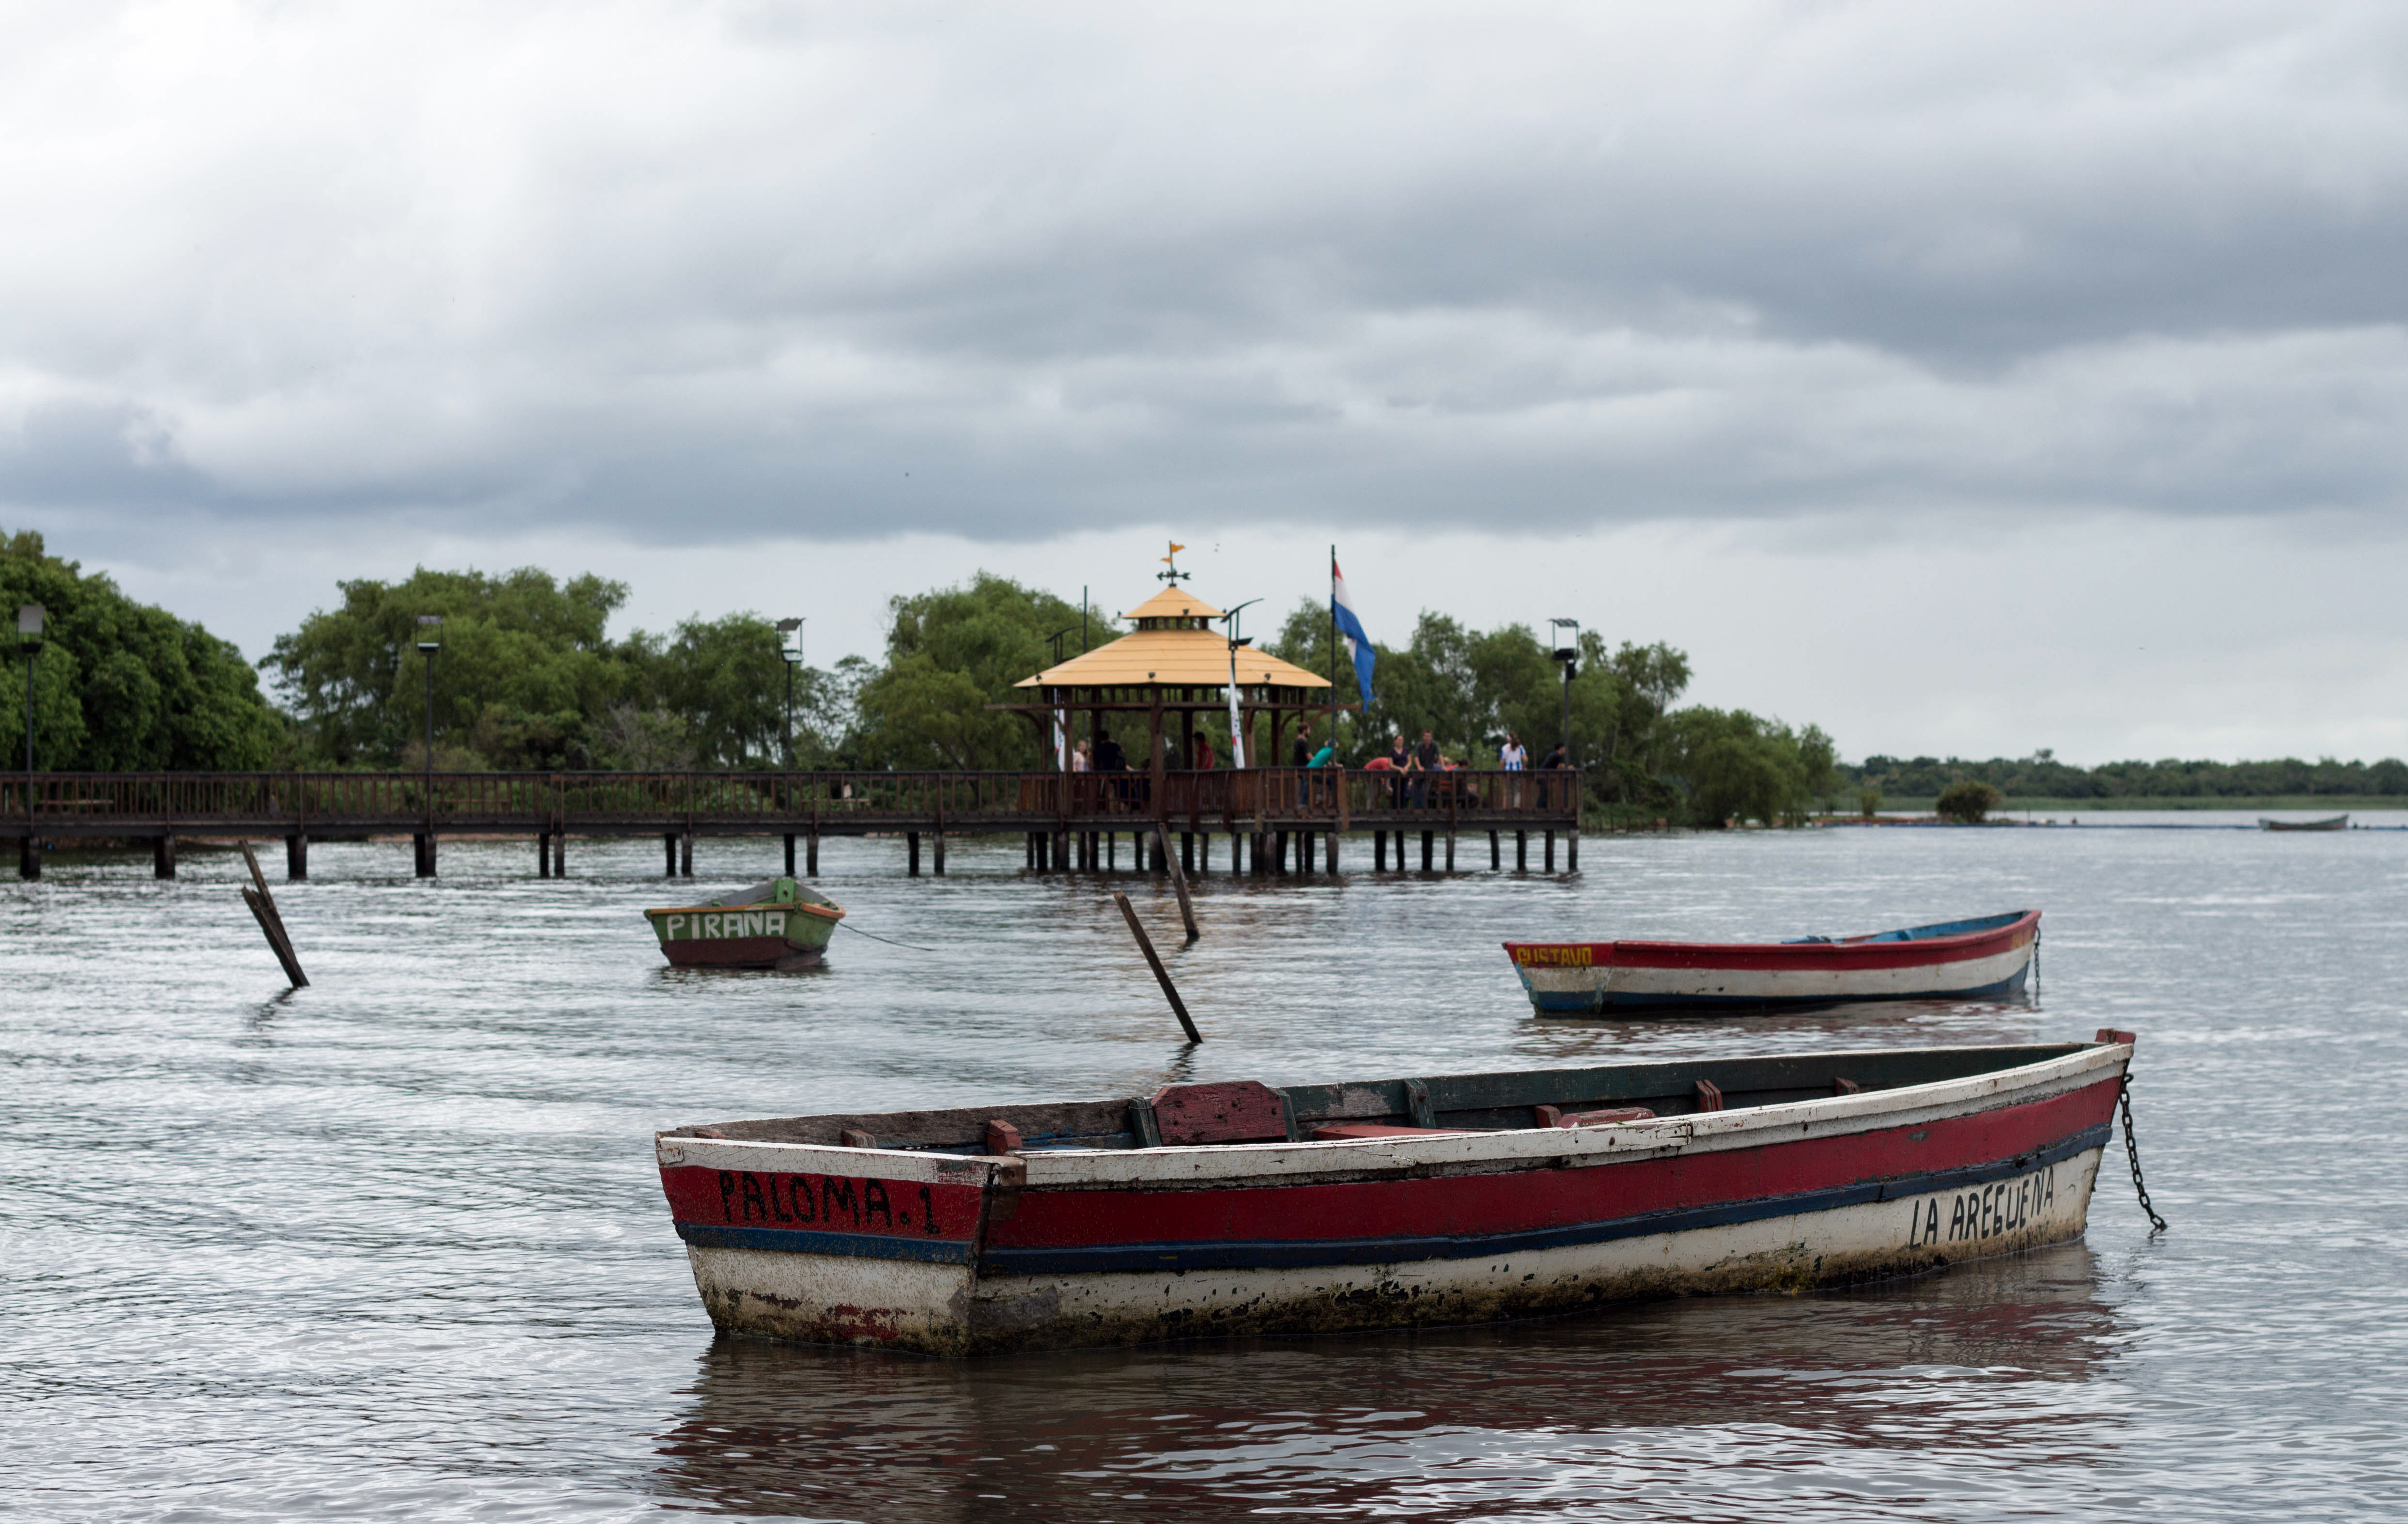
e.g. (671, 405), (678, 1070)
(1505, 909), (2040, 1014)
(653, 1032), (2133, 1354)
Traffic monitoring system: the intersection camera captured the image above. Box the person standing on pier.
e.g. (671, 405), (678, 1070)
(1411, 731), (1440, 808)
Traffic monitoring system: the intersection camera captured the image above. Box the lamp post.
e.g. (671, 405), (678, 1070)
(16, 604), (40, 777)
(1220, 599), (1260, 769)
(775, 618), (805, 768)
(15, 605), (38, 880)
(415, 617), (442, 777)
(1549, 618), (1581, 761)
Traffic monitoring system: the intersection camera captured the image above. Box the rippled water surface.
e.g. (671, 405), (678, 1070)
(6, 817), (2406, 1520)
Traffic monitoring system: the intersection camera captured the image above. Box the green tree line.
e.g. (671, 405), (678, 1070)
(1263, 601), (1834, 827)
(1, 529), (283, 770)
(1, 543), (1846, 824)
(1847, 750), (2408, 800)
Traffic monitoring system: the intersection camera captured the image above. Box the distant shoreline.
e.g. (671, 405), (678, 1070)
(1855, 794), (2403, 813)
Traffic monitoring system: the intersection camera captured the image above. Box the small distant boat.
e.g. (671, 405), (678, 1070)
(2260, 815), (2348, 832)
(645, 877), (844, 970)
(1504, 909), (2040, 1015)
(653, 1033), (2136, 1353)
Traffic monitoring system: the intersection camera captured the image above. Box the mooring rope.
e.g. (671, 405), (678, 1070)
(836, 920), (940, 954)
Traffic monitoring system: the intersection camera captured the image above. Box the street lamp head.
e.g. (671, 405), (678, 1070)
(416, 614), (441, 653)
(17, 604), (42, 638)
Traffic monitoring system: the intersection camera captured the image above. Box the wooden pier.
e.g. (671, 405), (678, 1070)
(4, 767), (1583, 880)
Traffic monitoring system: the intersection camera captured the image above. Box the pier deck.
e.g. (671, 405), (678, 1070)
(5, 767), (1583, 879)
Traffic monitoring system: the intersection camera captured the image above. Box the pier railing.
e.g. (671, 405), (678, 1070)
(1, 766), (1579, 838)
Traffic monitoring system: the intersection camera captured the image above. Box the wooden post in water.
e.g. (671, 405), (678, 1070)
(238, 841), (308, 988)
(1489, 830), (1500, 870)
(553, 832), (565, 877)
(1114, 890), (1202, 1044)
(1152, 825), (1199, 942)
(287, 834), (308, 882)
(908, 832), (921, 876)
(787, 834), (799, 875)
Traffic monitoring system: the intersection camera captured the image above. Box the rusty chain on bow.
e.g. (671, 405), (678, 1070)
(2118, 1074), (2168, 1234)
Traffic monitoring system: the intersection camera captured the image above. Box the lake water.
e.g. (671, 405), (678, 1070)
(6, 814), (2405, 1521)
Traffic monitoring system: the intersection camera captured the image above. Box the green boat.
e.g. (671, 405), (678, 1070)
(645, 877), (845, 970)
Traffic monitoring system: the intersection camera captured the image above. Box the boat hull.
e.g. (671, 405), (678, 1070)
(656, 1038), (2125, 1355)
(646, 896), (841, 970)
(1506, 910), (2040, 1014)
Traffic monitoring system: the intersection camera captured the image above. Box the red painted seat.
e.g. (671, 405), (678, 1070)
(1150, 1081), (1290, 1144)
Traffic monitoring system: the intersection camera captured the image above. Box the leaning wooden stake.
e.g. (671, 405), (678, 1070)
(1152, 824), (1200, 942)
(238, 841), (309, 988)
(1114, 890), (1201, 1043)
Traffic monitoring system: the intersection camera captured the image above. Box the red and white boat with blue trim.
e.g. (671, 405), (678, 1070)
(1504, 909), (2041, 1015)
(652, 1031), (2131, 1354)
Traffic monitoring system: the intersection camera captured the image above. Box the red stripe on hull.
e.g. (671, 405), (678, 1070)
(1506, 911), (2038, 974)
(988, 1075), (2115, 1253)
(662, 937), (799, 967)
(662, 1165), (985, 1246)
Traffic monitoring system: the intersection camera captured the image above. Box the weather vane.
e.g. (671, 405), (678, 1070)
(1157, 540), (1190, 583)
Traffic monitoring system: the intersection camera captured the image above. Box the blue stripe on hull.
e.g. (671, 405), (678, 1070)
(1525, 962), (2030, 1015)
(977, 1120), (2107, 1278)
(676, 1224), (977, 1263)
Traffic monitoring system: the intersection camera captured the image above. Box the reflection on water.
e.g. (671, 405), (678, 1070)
(653, 1248), (2116, 1521)
(7, 824), (2408, 1519)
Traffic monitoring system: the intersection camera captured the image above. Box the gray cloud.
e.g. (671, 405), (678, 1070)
(4, 0), (2408, 543)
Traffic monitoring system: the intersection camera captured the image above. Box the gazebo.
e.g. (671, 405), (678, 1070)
(997, 584), (1337, 783)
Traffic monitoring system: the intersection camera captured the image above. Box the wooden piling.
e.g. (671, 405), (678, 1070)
(1517, 831), (1528, 871)
(1375, 830), (1386, 871)
(287, 834), (309, 882)
(1545, 830), (1556, 871)
(238, 842), (308, 988)
(20, 834), (40, 880)
(933, 832), (947, 876)
(1421, 829), (1434, 872)
(664, 833), (678, 877)
(155, 834), (176, 879)
(806, 829), (819, 876)
(1489, 829), (1500, 870)
(1445, 830), (1456, 872)
(552, 832), (565, 877)
(1153, 824), (1199, 942)
(413, 833), (434, 878)
(908, 832), (921, 876)
(1568, 828), (1579, 871)
(1325, 830), (1339, 873)
(788, 834), (799, 875)
(1114, 890), (1202, 1043)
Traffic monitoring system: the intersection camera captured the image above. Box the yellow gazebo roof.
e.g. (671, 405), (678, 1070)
(1014, 586), (1330, 691)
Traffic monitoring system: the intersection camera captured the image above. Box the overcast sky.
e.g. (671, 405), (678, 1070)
(5, 1), (2406, 762)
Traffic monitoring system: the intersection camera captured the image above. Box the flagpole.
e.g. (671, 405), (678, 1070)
(1329, 546), (1338, 743)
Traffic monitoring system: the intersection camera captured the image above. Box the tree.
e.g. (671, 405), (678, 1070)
(1658, 708), (1834, 826)
(265, 566), (630, 766)
(1936, 779), (2004, 823)
(850, 574), (1106, 769)
(0, 527), (283, 770)
(633, 613), (789, 768)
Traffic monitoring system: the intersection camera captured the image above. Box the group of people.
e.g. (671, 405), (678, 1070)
(1067, 728), (1566, 778)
